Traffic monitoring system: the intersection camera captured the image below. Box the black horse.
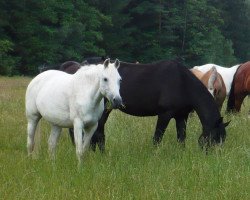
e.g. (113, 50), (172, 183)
(63, 60), (229, 151)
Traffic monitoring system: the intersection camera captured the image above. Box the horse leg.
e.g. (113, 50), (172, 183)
(27, 116), (41, 156)
(69, 108), (111, 151)
(175, 114), (188, 145)
(74, 118), (84, 164)
(91, 109), (111, 152)
(234, 94), (246, 112)
(82, 124), (98, 156)
(68, 128), (75, 146)
(153, 113), (171, 145)
(48, 125), (62, 160)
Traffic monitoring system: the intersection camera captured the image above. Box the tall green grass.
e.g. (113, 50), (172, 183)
(0, 77), (249, 199)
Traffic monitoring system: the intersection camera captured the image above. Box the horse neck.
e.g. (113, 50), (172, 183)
(191, 85), (221, 133)
(74, 65), (103, 106)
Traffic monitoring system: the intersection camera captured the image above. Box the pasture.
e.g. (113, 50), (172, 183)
(0, 77), (249, 200)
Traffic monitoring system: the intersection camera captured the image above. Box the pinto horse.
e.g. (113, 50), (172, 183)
(190, 67), (226, 111)
(25, 59), (122, 164)
(193, 64), (240, 95)
(63, 60), (229, 151)
(227, 61), (250, 113)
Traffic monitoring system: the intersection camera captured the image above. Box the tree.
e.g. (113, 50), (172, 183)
(0, 39), (17, 75)
(0, 0), (109, 75)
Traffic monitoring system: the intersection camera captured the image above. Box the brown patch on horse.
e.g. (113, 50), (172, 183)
(229, 61), (250, 112)
(191, 67), (226, 111)
(190, 68), (204, 80)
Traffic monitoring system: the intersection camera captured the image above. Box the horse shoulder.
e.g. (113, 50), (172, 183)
(71, 97), (104, 127)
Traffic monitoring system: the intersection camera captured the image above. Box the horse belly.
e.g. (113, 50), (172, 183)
(36, 87), (72, 127)
(38, 103), (72, 127)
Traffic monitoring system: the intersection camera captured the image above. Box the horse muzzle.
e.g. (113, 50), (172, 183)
(111, 96), (123, 109)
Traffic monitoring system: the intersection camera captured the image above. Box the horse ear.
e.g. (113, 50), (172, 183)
(104, 58), (110, 68)
(223, 120), (231, 128)
(114, 59), (120, 69)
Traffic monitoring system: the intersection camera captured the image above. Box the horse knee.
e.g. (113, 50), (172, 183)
(153, 131), (164, 145)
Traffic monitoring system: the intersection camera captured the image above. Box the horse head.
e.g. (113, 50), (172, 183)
(198, 117), (230, 148)
(100, 58), (123, 109)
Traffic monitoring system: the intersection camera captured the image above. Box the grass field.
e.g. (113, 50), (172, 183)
(0, 76), (249, 200)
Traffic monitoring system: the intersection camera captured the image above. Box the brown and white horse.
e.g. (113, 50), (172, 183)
(191, 67), (227, 111)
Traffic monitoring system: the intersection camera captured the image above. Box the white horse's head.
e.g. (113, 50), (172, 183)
(100, 58), (122, 109)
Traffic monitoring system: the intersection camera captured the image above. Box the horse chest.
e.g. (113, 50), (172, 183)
(72, 101), (104, 126)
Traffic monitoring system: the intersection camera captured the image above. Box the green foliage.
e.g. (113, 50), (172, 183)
(180, 0), (236, 66)
(0, 40), (17, 76)
(0, 0), (109, 75)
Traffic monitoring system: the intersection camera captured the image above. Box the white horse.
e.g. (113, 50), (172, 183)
(26, 58), (122, 164)
(193, 64), (240, 95)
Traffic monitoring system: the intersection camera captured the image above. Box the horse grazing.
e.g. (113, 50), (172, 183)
(25, 59), (122, 164)
(193, 64), (240, 95)
(190, 67), (226, 111)
(64, 60), (229, 151)
(227, 61), (250, 113)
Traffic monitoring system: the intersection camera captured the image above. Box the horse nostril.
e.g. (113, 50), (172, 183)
(112, 97), (122, 108)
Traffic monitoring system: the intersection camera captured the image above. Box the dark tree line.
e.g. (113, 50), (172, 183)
(0, 0), (250, 75)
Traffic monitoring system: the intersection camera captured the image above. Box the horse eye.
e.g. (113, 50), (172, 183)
(119, 79), (122, 83)
(103, 78), (108, 82)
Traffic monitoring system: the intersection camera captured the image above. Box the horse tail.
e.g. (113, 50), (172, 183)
(227, 65), (241, 112)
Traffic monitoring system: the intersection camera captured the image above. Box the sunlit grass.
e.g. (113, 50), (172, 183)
(0, 77), (249, 199)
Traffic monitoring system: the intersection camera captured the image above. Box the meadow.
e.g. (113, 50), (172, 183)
(0, 76), (249, 200)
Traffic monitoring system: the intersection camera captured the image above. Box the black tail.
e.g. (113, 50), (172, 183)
(226, 65), (241, 112)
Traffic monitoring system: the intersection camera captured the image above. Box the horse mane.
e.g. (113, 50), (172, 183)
(227, 64), (242, 112)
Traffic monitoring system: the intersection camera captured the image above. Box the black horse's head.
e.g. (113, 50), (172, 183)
(198, 117), (230, 148)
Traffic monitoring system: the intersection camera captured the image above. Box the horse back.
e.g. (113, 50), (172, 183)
(118, 61), (199, 116)
(26, 71), (72, 110)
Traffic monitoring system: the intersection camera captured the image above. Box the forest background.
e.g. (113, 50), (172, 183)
(0, 0), (250, 76)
